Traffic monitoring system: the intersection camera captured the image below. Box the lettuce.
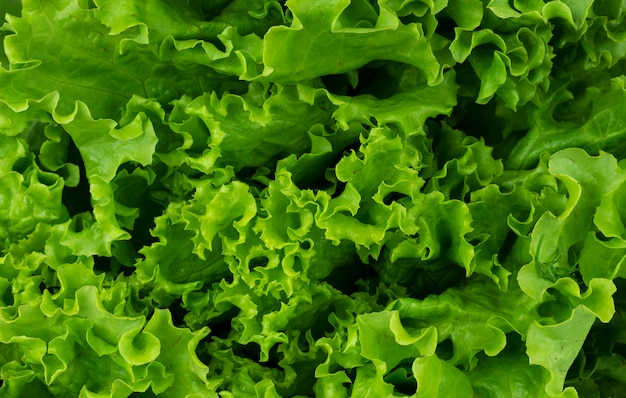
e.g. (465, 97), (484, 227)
(1, 0), (626, 396)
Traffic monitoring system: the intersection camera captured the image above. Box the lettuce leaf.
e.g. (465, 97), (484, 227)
(2, 0), (626, 397)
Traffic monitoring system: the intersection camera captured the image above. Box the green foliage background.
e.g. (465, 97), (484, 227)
(1, 0), (626, 396)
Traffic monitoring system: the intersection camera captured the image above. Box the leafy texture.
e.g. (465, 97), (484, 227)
(1, 0), (626, 397)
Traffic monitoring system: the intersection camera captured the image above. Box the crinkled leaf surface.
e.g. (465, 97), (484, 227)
(1, 0), (626, 397)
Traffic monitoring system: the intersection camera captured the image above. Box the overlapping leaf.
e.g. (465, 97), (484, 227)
(1, 0), (626, 397)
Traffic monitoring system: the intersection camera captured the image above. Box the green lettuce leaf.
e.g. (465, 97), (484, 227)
(2, 0), (626, 397)
(261, 0), (442, 84)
